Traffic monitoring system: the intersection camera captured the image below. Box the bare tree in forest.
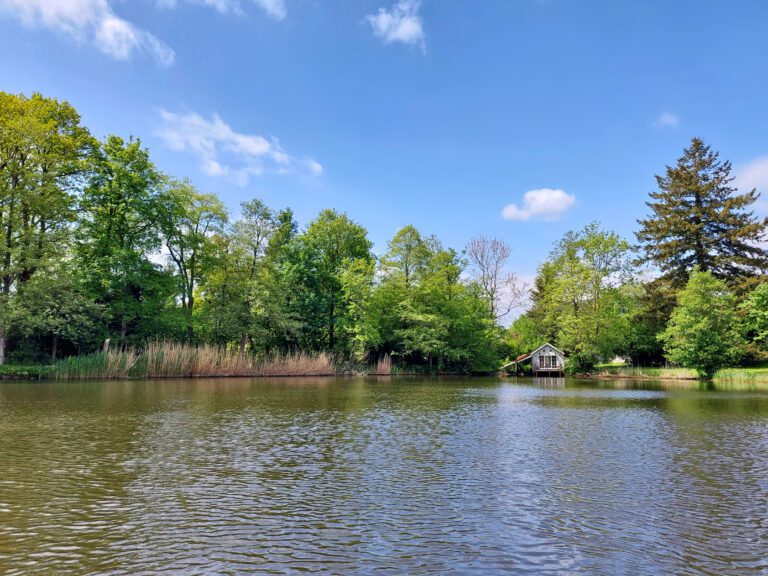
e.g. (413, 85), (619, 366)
(467, 235), (527, 322)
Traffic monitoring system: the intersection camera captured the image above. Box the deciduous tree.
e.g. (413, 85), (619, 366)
(0, 92), (92, 363)
(659, 268), (744, 379)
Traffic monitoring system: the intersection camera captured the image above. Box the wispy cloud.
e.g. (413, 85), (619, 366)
(501, 188), (575, 221)
(735, 156), (768, 212)
(156, 109), (322, 185)
(157, 0), (287, 20)
(653, 112), (680, 129)
(366, 0), (425, 50)
(0, 0), (175, 65)
(0, 0), (288, 64)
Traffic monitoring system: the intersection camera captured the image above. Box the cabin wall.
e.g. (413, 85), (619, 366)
(532, 345), (564, 371)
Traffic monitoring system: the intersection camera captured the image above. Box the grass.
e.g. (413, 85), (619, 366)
(595, 362), (768, 385)
(0, 364), (51, 379)
(52, 341), (338, 380)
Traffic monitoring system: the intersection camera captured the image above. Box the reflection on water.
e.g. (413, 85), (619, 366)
(0, 377), (767, 575)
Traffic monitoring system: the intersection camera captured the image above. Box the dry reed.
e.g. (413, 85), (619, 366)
(53, 341), (337, 380)
(369, 354), (392, 375)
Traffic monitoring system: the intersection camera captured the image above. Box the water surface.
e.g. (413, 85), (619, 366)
(1, 377), (767, 575)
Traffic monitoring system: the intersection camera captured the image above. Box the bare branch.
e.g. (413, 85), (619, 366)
(467, 235), (528, 322)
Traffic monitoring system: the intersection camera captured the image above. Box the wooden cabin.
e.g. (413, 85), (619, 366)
(503, 343), (566, 376)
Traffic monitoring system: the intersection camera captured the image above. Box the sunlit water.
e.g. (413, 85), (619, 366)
(1, 377), (767, 575)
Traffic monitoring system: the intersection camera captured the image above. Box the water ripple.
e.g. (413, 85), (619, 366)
(0, 378), (766, 575)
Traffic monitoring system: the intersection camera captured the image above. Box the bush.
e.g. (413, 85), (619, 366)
(565, 352), (596, 375)
(0, 364), (51, 379)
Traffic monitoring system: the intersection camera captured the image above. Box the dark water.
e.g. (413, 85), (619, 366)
(1, 377), (767, 575)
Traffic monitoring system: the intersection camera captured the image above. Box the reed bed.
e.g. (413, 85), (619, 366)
(596, 365), (698, 380)
(595, 364), (768, 388)
(369, 354), (392, 376)
(52, 342), (337, 380)
(54, 349), (139, 380)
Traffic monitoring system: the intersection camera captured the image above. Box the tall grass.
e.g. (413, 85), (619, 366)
(53, 342), (336, 380)
(369, 354), (392, 376)
(598, 365), (698, 380)
(596, 364), (768, 387)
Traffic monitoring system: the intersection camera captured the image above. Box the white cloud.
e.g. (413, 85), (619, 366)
(156, 109), (322, 184)
(157, 0), (286, 19)
(366, 0), (425, 50)
(501, 188), (575, 221)
(735, 156), (768, 212)
(305, 158), (324, 176)
(0, 0), (174, 65)
(653, 112), (680, 129)
(252, 0), (287, 19)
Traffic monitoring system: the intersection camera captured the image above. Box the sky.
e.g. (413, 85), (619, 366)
(1, 0), (767, 281)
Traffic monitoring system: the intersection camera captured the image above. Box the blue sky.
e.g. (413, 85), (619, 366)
(1, 0), (767, 280)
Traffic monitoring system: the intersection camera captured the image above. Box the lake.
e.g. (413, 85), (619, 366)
(1, 377), (767, 575)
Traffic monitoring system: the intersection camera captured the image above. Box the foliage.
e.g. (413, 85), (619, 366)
(506, 315), (542, 359)
(3, 90), (768, 380)
(565, 352), (596, 375)
(622, 278), (676, 365)
(77, 134), (172, 347)
(529, 222), (635, 363)
(636, 138), (768, 288)
(742, 282), (768, 345)
(0, 91), (93, 363)
(158, 179), (227, 343)
(0, 364), (51, 379)
(659, 269), (744, 379)
(290, 209), (373, 354)
(10, 264), (104, 358)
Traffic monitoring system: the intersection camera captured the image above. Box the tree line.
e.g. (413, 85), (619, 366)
(0, 92), (526, 371)
(2, 91), (768, 377)
(509, 138), (768, 378)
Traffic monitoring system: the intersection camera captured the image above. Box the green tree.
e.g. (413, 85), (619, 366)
(367, 229), (500, 372)
(0, 92), (93, 363)
(535, 223), (634, 363)
(506, 314), (546, 360)
(659, 268), (744, 379)
(11, 264), (103, 360)
(78, 135), (172, 346)
(742, 282), (768, 345)
(623, 278), (676, 365)
(637, 138), (768, 289)
(523, 261), (560, 345)
(380, 225), (430, 287)
(339, 257), (376, 361)
(293, 209), (373, 352)
(198, 199), (278, 352)
(158, 180), (228, 343)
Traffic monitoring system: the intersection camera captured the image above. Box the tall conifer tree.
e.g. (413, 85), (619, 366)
(636, 138), (768, 287)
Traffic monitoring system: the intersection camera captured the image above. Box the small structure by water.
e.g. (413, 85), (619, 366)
(503, 343), (566, 376)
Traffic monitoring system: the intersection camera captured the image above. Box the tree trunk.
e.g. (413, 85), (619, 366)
(51, 334), (58, 361)
(186, 294), (195, 344)
(119, 317), (127, 349)
(328, 302), (336, 351)
(240, 334), (247, 356)
(0, 324), (5, 366)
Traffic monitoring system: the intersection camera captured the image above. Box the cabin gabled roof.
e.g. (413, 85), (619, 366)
(530, 342), (565, 357)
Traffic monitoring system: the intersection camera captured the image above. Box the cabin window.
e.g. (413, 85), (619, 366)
(540, 354), (558, 368)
